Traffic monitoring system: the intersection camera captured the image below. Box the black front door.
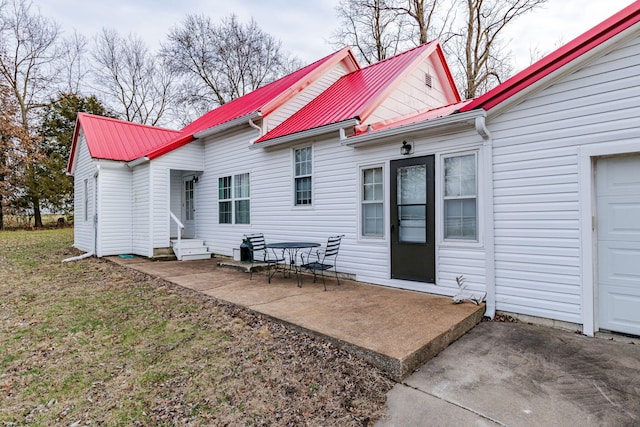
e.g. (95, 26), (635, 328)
(390, 155), (435, 282)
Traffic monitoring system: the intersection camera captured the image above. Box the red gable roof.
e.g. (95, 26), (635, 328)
(460, 0), (640, 112)
(67, 113), (180, 172)
(255, 41), (458, 143)
(180, 47), (359, 136)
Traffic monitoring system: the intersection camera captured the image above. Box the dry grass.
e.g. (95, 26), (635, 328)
(0, 229), (393, 426)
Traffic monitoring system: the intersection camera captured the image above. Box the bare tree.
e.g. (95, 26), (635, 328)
(448, 0), (548, 98)
(162, 14), (300, 111)
(0, 0), (60, 227)
(60, 31), (89, 94)
(388, 0), (454, 45)
(93, 29), (174, 126)
(332, 0), (410, 65)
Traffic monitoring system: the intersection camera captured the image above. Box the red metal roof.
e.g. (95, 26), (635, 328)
(460, 1), (640, 112)
(256, 41), (458, 143)
(180, 47), (359, 136)
(68, 113), (180, 172)
(352, 100), (472, 136)
(68, 48), (360, 169)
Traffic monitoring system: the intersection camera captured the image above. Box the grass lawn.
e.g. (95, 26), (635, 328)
(0, 229), (392, 426)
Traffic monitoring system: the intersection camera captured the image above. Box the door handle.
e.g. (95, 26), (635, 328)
(391, 224), (395, 233)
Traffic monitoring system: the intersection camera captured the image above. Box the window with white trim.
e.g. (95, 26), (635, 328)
(361, 166), (384, 237)
(443, 153), (477, 240)
(218, 173), (250, 224)
(294, 146), (312, 205)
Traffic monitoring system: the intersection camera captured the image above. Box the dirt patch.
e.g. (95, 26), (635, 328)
(0, 229), (393, 426)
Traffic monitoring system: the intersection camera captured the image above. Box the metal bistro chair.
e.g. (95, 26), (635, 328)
(301, 235), (344, 291)
(245, 233), (285, 283)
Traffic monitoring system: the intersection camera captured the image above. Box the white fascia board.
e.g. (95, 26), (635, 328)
(193, 111), (263, 139)
(342, 110), (486, 148)
(95, 159), (128, 170)
(126, 156), (150, 168)
(248, 118), (361, 150)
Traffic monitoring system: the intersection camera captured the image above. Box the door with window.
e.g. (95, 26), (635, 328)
(183, 177), (196, 238)
(390, 155), (435, 282)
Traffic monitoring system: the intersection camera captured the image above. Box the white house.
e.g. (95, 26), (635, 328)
(68, 1), (640, 338)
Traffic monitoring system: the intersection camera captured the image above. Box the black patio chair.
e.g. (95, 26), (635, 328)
(301, 235), (344, 291)
(245, 233), (285, 283)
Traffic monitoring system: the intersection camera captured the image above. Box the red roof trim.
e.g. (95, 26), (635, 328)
(353, 100), (472, 135)
(460, 1), (640, 112)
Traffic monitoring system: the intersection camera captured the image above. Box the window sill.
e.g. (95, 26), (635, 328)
(439, 239), (484, 250)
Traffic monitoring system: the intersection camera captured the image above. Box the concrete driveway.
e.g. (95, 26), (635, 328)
(377, 321), (640, 426)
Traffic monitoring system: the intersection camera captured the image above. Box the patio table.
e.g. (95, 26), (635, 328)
(266, 242), (320, 287)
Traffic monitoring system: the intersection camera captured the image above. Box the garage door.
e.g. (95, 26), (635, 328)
(597, 155), (640, 336)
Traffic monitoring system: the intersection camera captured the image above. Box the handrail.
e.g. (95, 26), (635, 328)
(170, 211), (185, 260)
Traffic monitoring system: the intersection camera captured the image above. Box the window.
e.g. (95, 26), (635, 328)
(443, 153), (477, 240)
(218, 173), (250, 224)
(294, 146), (312, 205)
(184, 179), (194, 221)
(362, 167), (384, 237)
(83, 179), (89, 222)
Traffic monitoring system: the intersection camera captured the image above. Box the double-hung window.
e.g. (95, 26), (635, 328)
(361, 166), (384, 238)
(218, 173), (250, 224)
(443, 153), (477, 240)
(294, 146), (312, 206)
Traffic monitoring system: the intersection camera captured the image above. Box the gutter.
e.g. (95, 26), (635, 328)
(126, 156), (150, 168)
(193, 111), (263, 139)
(249, 118), (361, 150)
(341, 110), (486, 147)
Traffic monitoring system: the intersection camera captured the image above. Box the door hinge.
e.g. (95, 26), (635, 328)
(592, 215), (596, 231)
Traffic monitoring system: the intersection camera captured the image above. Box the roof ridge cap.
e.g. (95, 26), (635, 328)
(78, 112), (179, 132)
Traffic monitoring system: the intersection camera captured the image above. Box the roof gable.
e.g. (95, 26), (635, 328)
(460, 1), (640, 112)
(67, 113), (180, 172)
(255, 41), (460, 144)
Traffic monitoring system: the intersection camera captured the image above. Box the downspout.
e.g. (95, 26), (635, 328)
(93, 165), (100, 257)
(248, 117), (263, 144)
(475, 115), (496, 319)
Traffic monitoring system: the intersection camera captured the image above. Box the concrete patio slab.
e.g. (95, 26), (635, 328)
(377, 322), (640, 426)
(107, 256), (484, 380)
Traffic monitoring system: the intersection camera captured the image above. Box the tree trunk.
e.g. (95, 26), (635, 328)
(33, 197), (42, 228)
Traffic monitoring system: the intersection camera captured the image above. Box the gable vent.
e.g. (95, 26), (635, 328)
(425, 73), (433, 88)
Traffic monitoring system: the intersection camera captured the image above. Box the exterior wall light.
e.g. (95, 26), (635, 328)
(400, 140), (412, 155)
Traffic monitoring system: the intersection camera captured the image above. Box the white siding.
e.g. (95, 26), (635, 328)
(97, 165), (132, 256)
(169, 170), (183, 238)
(490, 34), (640, 323)
(150, 142), (204, 249)
(368, 57), (455, 123)
(196, 124), (487, 296)
(72, 132), (96, 252)
(265, 62), (352, 132)
(132, 163), (151, 256)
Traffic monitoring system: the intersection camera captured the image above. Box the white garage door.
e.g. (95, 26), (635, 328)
(597, 155), (640, 336)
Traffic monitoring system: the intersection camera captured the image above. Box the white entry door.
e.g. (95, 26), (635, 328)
(183, 177), (196, 238)
(597, 155), (640, 336)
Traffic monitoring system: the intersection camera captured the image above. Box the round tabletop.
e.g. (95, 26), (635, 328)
(266, 242), (321, 249)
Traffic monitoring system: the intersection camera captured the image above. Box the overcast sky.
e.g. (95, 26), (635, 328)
(34, 0), (635, 73)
